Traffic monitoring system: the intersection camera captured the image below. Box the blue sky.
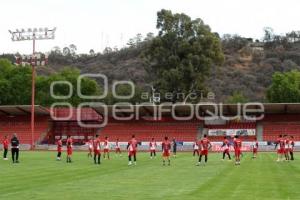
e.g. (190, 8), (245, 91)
(1, 0), (300, 54)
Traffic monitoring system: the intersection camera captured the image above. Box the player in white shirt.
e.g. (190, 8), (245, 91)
(149, 138), (157, 159)
(115, 138), (122, 157)
(193, 139), (199, 156)
(87, 138), (93, 158)
(103, 136), (110, 160)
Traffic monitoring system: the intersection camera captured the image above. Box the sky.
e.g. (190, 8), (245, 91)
(1, 0), (300, 54)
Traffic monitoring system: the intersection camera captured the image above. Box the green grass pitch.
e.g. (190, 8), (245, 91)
(0, 151), (299, 200)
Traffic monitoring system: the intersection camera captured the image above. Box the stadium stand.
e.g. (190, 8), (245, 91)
(1, 104), (300, 146)
(0, 106), (50, 144)
(48, 108), (101, 144)
(262, 114), (300, 141)
(99, 118), (200, 142)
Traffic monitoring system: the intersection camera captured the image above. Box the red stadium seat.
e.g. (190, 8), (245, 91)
(0, 115), (50, 144)
(99, 118), (200, 142)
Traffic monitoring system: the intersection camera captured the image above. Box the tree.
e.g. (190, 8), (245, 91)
(89, 49), (95, 56)
(0, 59), (31, 105)
(221, 34), (249, 52)
(226, 91), (248, 103)
(35, 67), (101, 106)
(267, 70), (300, 103)
(263, 27), (274, 43)
(0, 59), (13, 104)
(135, 33), (143, 46)
(113, 46), (118, 52)
(62, 47), (71, 56)
(0, 58), (101, 106)
(52, 46), (61, 54)
(103, 47), (112, 54)
(144, 32), (154, 42)
(69, 44), (77, 55)
(143, 9), (224, 102)
(127, 38), (136, 48)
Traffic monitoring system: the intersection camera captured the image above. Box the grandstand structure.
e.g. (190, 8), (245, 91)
(0, 103), (300, 146)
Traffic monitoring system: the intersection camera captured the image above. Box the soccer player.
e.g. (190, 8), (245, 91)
(127, 135), (138, 165)
(284, 135), (290, 161)
(149, 137), (157, 159)
(11, 133), (20, 163)
(66, 135), (73, 163)
(197, 134), (212, 166)
(192, 139), (199, 157)
(233, 135), (242, 165)
(87, 138), (93, 158)
(274, 134), (285, 162)
(56, 137), (62, 161)
(221, 136), (231, 160)
(103, 136), (110, 160)
(115, 138), (122, 156)
(93, 134), (101, 164)
(172, 138), (177, 157)
(162, 136), (171, 166)
(252, 137), (258, 159)
(289, 136), (295, 161)
(2, 135), (9, 160)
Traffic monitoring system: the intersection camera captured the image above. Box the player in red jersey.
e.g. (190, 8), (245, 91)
(87, 138), (93, 158)
(103, 136), (110, 160)
(149, 137), (157, 159)
(193, 139), (199, 157)
(127, 135), (138, 165)
(284, 135), (290, 161)
(221, 136), (231, 160)
(197, 134), (212, 166)
(162, 136), (171, 166)
(56, 137), (62, 161)
(93, 134), (101, 164)
(2, 135), (9, 160)
(233, 135), (242, 165)
(66, 135), (73, 163)
(252, 137), (259, 159)
(115, 138), (122, 156)
(275, 134), (285, 162)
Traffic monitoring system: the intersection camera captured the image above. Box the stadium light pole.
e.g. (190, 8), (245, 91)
(9, 27), (56, 150)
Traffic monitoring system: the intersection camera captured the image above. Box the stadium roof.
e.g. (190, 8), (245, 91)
(91, 103), (300, 117)
(0, 105), (49, 116)
(263, 103), (300, 114)
(1, 103), (300, 118)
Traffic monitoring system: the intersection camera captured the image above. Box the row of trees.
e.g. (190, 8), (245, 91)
(263, 27), (300, 50)
(2, 57), (300, 105)
(0, 59), (100, 106)
(0, 58), (154, 106)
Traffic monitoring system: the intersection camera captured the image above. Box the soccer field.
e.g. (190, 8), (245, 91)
(0, 151), (299, 200)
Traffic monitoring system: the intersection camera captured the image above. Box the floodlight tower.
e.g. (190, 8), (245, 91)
(9, 27), (56, 150)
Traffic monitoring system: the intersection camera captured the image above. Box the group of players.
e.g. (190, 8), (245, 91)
(55, 134), (251, 166)
(274, 134), (295, 162)
(191, 134), (244, 165)
(56, 134), (174, 166)
(2, 134), (295, 166)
